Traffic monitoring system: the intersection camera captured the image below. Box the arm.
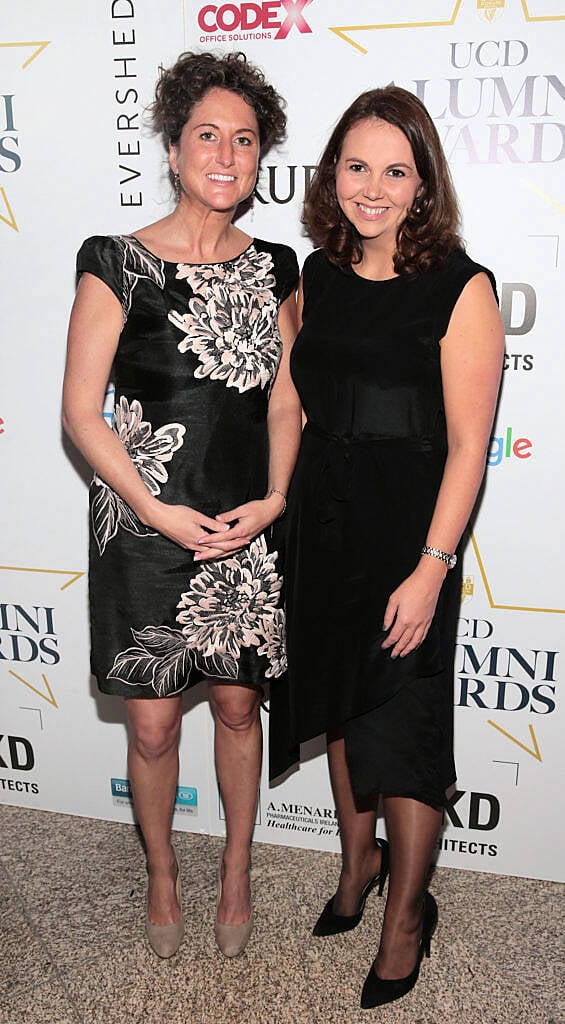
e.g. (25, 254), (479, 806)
(62, 273), (227, 554)
(198, 289), (301, 555)
(296, 276), (308, 428)
(382, 272), (504, 657)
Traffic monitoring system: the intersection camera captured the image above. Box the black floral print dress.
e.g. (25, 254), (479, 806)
(76, 235), (298, 697)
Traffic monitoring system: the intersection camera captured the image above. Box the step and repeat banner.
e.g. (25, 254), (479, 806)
(1, 0), (563, 881)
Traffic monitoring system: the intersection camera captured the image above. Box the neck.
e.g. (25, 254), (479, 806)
(169, 201), (245, 262)
(352, 237), (397, 282)
(354, 247), (396, 281)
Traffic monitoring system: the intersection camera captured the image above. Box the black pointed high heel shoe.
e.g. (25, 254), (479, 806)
(360, 891), (438, 1009)
(312, 838), (390, 937)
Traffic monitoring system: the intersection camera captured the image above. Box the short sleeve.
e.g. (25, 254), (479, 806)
(300, 248), (332, 318)
(275, 244), (299, 304)
(433, 249), (498, 342)
(76, 235), (124, 308)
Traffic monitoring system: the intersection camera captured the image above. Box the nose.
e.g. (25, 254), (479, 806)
(363, 174), (383, 200)
(216, 137), (235, 167)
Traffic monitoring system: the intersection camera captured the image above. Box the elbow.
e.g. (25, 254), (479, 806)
(61, 400), (85, 448)
(61, 403), (76, 442)
(446, 438), (491, 473)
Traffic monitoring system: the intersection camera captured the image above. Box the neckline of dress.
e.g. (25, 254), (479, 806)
(346, 263), (404, 285)
(124, 234), (256, 267)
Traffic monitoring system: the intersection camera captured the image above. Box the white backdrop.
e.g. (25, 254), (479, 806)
(1, 0), (563, 882)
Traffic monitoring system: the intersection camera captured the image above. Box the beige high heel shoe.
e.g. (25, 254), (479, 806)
(214, 861), (253, 958)
(145, 851), (185, 958)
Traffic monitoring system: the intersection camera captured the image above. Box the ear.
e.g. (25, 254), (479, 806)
(169, 142), (178, 177)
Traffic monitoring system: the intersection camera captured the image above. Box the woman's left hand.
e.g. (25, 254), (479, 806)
(381, 562), (446, 658)
(193, 493), (285, 561)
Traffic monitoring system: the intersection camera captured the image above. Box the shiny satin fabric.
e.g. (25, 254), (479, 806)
(77, 234), (299, 696)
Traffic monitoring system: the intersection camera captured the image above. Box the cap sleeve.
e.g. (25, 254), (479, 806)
(434, 249), (498, 342)
(300, 248), (329, 316)
(76, 235), (124, 308)
(275, 245), (299, 304)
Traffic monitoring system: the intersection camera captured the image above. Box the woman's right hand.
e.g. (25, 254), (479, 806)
(147, 501), (231, 559)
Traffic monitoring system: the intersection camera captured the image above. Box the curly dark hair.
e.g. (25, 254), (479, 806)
(151, 50), (286, 156)
(304, 86), (463, 275)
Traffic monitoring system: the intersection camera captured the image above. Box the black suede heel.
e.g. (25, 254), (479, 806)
(360, 891), (438, 1009)
(312, 838), (390, 937)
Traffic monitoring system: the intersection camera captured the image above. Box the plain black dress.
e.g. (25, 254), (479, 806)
(269, 247), (496, 808)
(76, 234), (298, 698)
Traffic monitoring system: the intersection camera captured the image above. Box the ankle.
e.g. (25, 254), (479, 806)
(146, 844), (176, 876)
(342, 842), (383, 881)
(221, 848), (251, 876)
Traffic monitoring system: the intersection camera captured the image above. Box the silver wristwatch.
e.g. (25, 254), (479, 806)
(421, 545), (457, 570)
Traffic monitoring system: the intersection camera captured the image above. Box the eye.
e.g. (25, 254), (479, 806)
(199, 130), (216, 141)
(348, 162), (366, 173)
(234, 135), (253, 147)
(387, 167), (406, 178)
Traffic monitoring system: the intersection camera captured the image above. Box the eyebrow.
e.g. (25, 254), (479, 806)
(193, 121), (258, 136)
(344, 156), (413, 169)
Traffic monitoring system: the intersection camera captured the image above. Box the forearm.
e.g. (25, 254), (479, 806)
(62, 410), (159, 526)
(266, 401), (302, 497)
(419, 442), (488, 571)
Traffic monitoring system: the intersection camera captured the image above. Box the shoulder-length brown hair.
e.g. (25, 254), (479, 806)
(304, 86), (462, 274)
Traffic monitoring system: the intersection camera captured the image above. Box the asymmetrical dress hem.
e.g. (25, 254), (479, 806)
(269, 246), (497, 808)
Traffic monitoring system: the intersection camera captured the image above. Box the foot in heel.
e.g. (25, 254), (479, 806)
(360, 891), (437, 1009)
(313, 838), (390, 937)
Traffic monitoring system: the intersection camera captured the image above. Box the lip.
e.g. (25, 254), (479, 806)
(206, 173), (237, 184)
(355, 202), (388, 221)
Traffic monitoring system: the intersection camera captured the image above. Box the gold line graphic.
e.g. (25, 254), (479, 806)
(488, 721), (542, 762)
(0, 187), (18, 231)
(521, 180), (565, 215)
(329, 1), (565, 52)
(0, 41), (51, 69)
(0, 566), (85, 591)
(329, 1), (463, 53)
(521, 1), (565, 22)
(470, 535), (565, 614)
(8, 670), (58, 708)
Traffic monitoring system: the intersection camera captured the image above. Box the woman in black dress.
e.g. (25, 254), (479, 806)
(270, 87), (503, 1007)
(62, 52), (300, 959)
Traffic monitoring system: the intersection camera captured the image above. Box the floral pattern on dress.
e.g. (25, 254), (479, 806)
(257, 607), (287, 678)
(176, 534), (284, 679)
(168, 246), (282, 394)
(106, 536), (286, 696)
(175, 247), (276, 301)
(107, 626), (193, 698)
(116, 235), (166, 320)
(91, 396), (185, 556)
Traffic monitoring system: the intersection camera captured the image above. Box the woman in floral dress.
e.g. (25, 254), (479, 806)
(62, 52), (300, 959)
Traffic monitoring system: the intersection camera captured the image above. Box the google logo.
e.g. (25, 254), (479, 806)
(487, 426), (532, 467)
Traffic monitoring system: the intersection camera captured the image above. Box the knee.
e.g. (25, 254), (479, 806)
(210, 688), (260, 733)
(129, 714), (181, 761)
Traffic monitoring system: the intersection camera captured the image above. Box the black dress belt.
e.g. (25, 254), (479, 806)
(302, 422), (446, 538)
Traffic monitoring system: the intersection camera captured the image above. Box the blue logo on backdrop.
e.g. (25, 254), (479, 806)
(111, 777), (198, 815)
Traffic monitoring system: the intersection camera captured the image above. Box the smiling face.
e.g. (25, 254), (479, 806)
(169, 87), (260, 215)
(335, 118), (422, 258)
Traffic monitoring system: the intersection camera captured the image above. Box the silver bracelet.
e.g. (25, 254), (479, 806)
(421, 545), (457, 570)
(266, 488), (287, 517)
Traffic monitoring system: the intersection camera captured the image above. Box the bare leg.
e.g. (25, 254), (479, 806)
(375, 796), (442, 979)
(209, 682), (262, 926)
(126, 696), (183, 926)
(327, 732), (385, 916)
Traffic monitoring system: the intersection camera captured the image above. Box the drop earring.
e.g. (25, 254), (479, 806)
(174, 173), (181, 201)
